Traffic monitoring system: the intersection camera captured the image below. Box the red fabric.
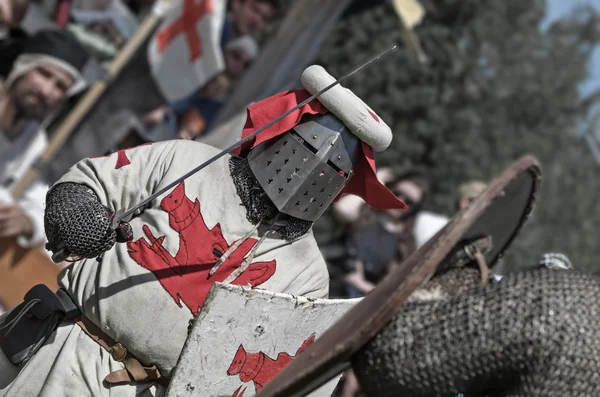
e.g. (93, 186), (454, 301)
(233, 90), (328, 157)
(54, 0), (72, 28)
(234, 90), (407, 211)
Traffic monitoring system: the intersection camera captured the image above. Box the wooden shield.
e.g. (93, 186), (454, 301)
(254, 155), (541, 397)
(166, 284), (361, 397)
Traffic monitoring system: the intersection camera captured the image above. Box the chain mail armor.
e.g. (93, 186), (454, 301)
(229, 155), (313, 241)
(353, 268), (600, 396)
(44, 182), (131, 259)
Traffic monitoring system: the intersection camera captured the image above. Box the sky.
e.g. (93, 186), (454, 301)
(544, 0), (600, 97)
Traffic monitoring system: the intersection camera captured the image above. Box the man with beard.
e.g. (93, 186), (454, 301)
(0, 64), (406, 396)
(0, 30), (88, 250)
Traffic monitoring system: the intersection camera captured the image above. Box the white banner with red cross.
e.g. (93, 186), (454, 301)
(148, 0), (226, 102)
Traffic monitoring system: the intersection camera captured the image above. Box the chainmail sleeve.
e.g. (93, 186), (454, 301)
(44, 182), (118, 259)
(352, 269), (600, 397)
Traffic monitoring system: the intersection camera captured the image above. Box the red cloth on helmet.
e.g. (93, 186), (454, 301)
(233, 90), (407, 211)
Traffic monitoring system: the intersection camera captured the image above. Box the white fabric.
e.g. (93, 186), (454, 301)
(5, 54), (87, 96)
(0, 124), (49, 248)
(413, 211), (449, 248)
(300, 65), (393, 152)
(225, 35), (259, 59)
(0, 140), (329, 397)
(147, 0), (227, 102)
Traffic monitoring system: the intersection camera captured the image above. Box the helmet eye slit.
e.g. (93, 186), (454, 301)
(290, 131), (318, 154)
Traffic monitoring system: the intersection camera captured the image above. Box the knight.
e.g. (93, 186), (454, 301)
(0, 65), (405, 396)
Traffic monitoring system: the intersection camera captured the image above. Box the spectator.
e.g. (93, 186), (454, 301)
(0, 30), (88, 251)
(224, 0), (277, 45)
(330, 168), (445, 297)
(0, 0), (30, 78)
(456, 180), (487, 210)
(141, 35), (259, 141)
(66, 0), (138, 66)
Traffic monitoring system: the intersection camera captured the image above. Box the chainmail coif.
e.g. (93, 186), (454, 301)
(353, 269), (600, 397)
(229, 155), (313, 241)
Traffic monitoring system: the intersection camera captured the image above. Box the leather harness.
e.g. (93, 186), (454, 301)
(74, 316), (169, 386)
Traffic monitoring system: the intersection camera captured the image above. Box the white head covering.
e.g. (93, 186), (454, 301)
(5, 54), (87, 97)
(226, 35), (259, 60)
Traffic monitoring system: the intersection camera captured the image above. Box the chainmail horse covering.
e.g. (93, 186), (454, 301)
(353, 268), (600, 397)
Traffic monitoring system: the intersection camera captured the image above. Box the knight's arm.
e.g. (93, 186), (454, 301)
(352, 270), (592, 397)
(44, 141), (178, 259)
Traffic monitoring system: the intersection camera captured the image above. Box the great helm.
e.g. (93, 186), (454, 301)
(246, 65), (399, 222)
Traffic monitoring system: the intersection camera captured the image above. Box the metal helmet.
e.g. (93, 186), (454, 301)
(247, 114), (361, 221)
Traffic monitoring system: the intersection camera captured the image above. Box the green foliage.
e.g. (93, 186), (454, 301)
(314, 0), (600, 272)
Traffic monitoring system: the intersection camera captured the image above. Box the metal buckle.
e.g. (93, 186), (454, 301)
(463, 244), (478, 261)
(110, 343), (128, 362)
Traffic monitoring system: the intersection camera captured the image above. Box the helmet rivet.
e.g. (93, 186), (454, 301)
(337, 156), (341, 159)
(313, 135), (317, 139)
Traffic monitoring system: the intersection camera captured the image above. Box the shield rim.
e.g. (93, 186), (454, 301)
(254, 155), (542, 397)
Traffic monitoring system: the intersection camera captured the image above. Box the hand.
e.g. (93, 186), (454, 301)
(343, 261), (376, 294)
(178, 108), (206, 140)
(0, 204), (33, 238)
(143, 105), (169, 125)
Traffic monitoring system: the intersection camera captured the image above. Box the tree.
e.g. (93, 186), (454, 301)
(313, 0), (600, 272)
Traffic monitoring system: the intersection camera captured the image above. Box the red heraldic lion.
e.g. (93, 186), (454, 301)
(127, 181), (277, 315)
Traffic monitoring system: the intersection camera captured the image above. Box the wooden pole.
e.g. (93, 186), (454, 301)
(11, 13), (161, 199)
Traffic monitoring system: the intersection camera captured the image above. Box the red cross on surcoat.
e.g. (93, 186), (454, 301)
(156, 0), (214, 62)
(90, 143), (152, 169)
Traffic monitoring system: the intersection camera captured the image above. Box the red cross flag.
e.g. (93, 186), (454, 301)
(148, 0), (227, 102)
